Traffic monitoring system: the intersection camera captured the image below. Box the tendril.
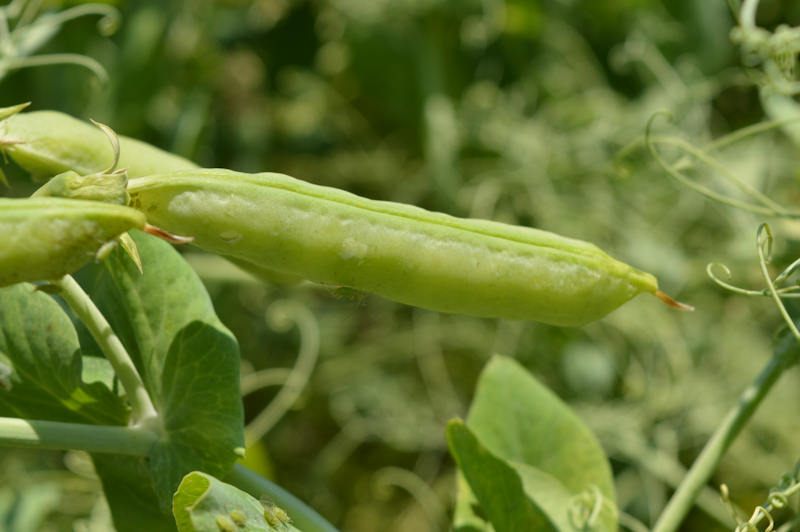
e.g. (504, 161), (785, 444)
(755, 224), (800, 345)
(0, 53), (108, 84)
(0, 0), (121, 84)
(645, 111), (800, 219)
(767, 491), (788, 509)
(372, 467), (448, 532)
(27, 4), (121, 37)
(240, 368), (292, 396)
(735, 506), (775, 532)
(721, 484), (745, 528)
(706, 262), (800, 299)
(245, 300), (320, 443)
(758, 223), (773, 264)
(733, 462), (800, 531)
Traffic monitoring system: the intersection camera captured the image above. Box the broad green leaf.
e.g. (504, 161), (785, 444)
(462, 356), (617, 532)
(447, 420), (558, 532)
(92, 454), (178, 532)
(80, 230), (244, 512)
(173, 471), (300, 532)
(149, 320), (245, 507)
(0, 283), (128, 425)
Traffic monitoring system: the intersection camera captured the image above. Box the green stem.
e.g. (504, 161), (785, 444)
(651, 355), (790, 532)
(53, 275), (159, 429)
(0, 416), (157, 455)
(225, 463), (340, 532)
(739, 0), (760, 30)
(0, 54), (109, 84)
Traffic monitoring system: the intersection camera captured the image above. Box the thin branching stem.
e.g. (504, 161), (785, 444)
(52, 275), (159, 430)
(757, 224), (800, 344)
(645, 112), (800, 218)
(703, 117), (800, 153)
(652, 134), (789, 214)
(707, 263), (800, 298)
(651, 355), (790, 532)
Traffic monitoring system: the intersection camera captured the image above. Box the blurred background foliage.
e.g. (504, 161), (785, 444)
(3, 0), (800, 531)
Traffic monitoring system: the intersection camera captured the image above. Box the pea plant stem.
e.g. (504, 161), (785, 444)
(652, 355), (789, 532)
(0, 416), (157, 455)
(52, 275), (159, 430)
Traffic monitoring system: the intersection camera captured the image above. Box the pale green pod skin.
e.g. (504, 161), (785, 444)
(0, 197), (146, 287)
(1, 110), (198, 180)
(128, 170), (659, 326)
(3, 110), (298, 285)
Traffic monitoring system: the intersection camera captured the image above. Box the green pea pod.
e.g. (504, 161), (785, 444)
(2, 109), (298, 285)
(0, 110), (198, 180)
(0, 197), (146, 287)
(128, 170), (689, 326)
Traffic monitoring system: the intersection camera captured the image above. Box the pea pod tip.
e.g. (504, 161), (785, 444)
(655, 290), (694, 311)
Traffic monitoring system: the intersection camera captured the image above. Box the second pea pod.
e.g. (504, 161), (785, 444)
(127, 169), (668, 327)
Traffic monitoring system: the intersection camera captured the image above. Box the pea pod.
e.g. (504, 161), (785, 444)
(2, 108), (299, 285)
(128, 169), (687, 326)
(1, 109), (198, 180)
(0, 197), (146, 287)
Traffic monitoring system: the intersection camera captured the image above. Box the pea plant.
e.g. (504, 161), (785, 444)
(0, 99), (654, 531)
(1, 0), (800, 531)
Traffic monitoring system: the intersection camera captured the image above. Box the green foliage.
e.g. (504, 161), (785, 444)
(173, 471), (298, 532)
(84, 231), (244, 513)
(92, 454), (178, 532)
(448, 420), (559, 532)
(0, 283), (128, 425)
(449, 356), (616, 532)
(0, 229), (247, 531)
(6, 1), (800, 531)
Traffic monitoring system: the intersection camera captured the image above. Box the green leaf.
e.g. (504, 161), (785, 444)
(149, 320), (245, 507)
(460, 355), (617, 532)
(0, 283), (128, 425)
(81, 230), (244, 512)
(173, 471), (300, 532)
(92, 454), (178, 532)
(447, 420), (558, 532)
